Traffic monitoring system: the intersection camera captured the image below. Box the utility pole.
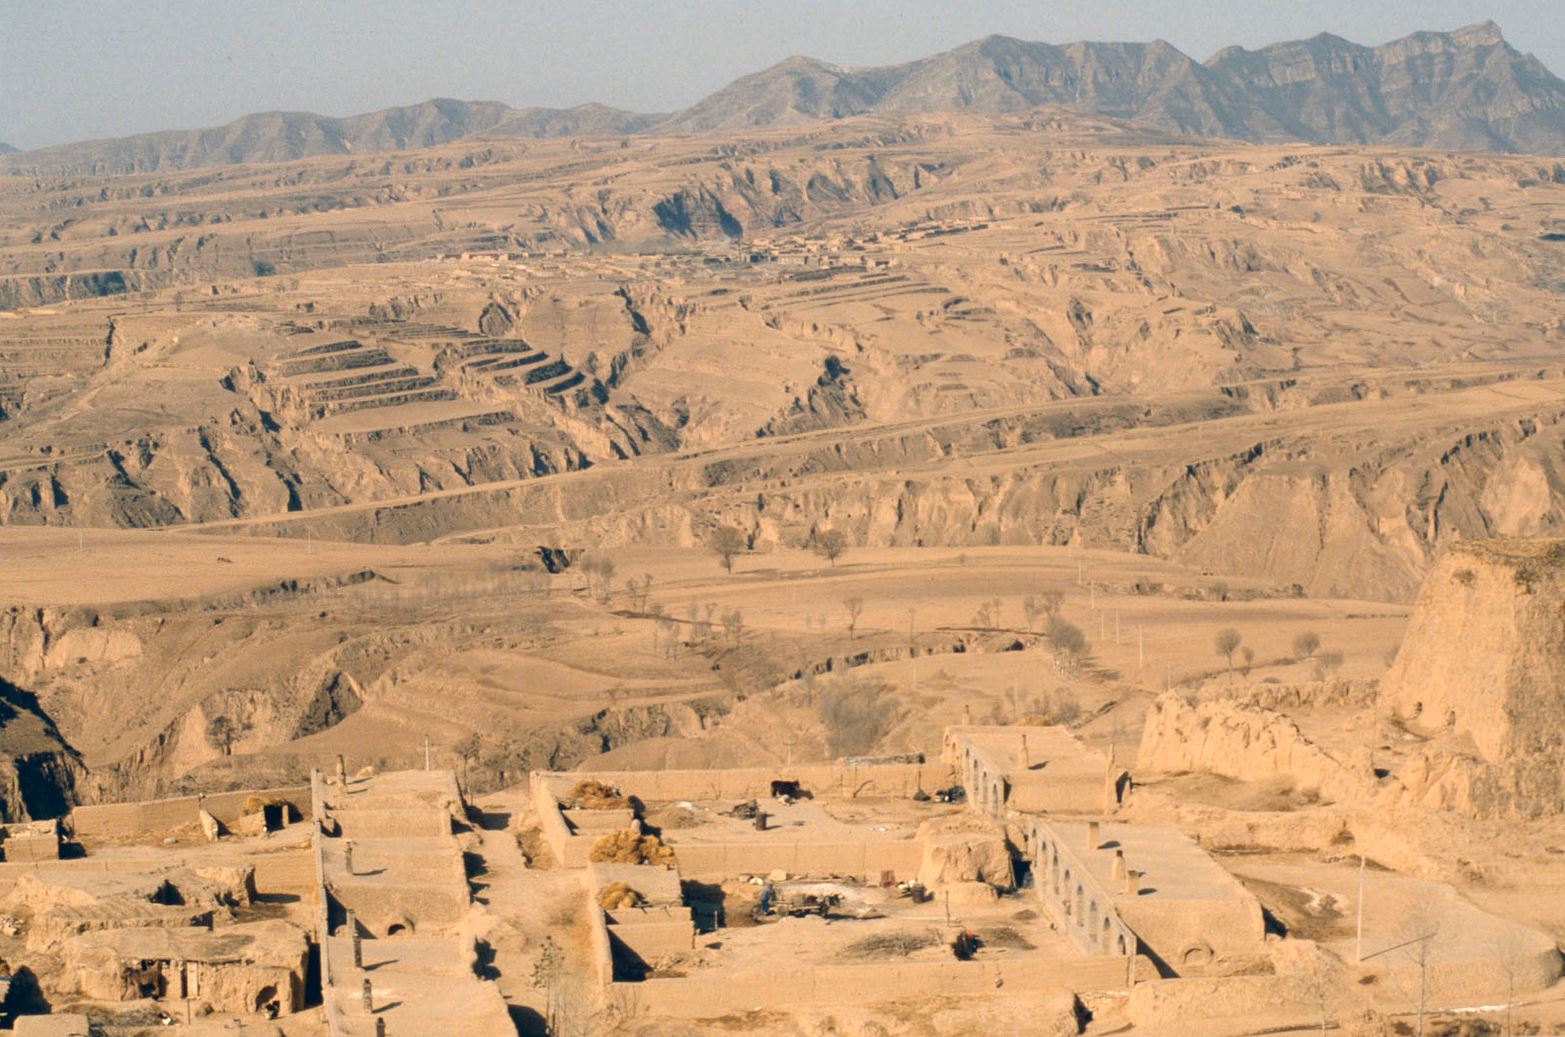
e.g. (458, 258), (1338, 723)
(1355, 853), (1366, 962)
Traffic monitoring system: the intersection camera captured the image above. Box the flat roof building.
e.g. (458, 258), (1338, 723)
(943, 724), (1129, 818)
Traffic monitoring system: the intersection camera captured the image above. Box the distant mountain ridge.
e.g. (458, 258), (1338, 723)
(0, 142), (17, 156)
(6, 21), (1563, 174)
(666, 21), (1565, 153)
(0, 99), (661, 176)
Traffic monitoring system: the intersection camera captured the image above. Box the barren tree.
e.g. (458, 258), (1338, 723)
(819, 679), (896, 757)
(1023, 591), (1064, 632)
(625, 573), (654, 612)
(721, 608), (745, 645)
(843, 596), (864, 640)
(593, 558), (616, 604)
(813, 528), (849, 567)
(1402, 902), (1441, 1037)
(1240, 646), (1255, 677)
(207, 715), (243, 756)
(531, 934), (588, 1037)
(1291, 956), (1338, 1037)
(1293, 631), (1322, 662)
(1312, 648), (1346, 681)
(1038, 686), (1081, 726)
(709, 525), (747, 574)
(1047, 616), (1088, 671)
(1495, 928), (1527, 1037)
(1215, 628), (1243, 676)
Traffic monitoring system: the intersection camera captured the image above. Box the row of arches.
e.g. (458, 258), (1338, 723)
(957, 745), (1007, 819)
(1030, 823), (1133, 959)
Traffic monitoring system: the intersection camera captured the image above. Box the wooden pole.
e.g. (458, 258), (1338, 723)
(1356, 853), (1366, 962)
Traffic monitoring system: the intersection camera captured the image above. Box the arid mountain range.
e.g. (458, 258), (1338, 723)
(5, 21), (1564, 176)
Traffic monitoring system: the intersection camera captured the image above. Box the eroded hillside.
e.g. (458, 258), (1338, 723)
(3, 114), (1565, 601)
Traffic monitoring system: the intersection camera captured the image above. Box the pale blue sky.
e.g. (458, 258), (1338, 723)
(1, 0), (1560, 150)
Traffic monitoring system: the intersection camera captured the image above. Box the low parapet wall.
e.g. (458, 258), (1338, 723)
(532, 764), (947, 876)
(531, 776), (591, 867)
(537, 762), (950, 804)
(0, 846), (313, 899)
(669, 839), (922, 883)
(334, 806), (452, 839)
(605, 906), (695, 967)
(69, 785), (312, 841)
(614, 954), (1133, 1016)
(587, 901), (615, 988)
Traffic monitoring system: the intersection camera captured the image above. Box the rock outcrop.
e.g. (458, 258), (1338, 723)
(915, 812), (1015, 891)
(1382, 539), (1565, 762)
(0, 674), (84, 821)
(1373, 539), (1565, 817)
(1137, 693), (1376, 805)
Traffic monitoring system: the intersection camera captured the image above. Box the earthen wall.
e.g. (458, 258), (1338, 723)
(69, 785), (311, 840)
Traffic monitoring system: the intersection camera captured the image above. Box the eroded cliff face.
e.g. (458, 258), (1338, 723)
(0, 662), (86, 821)
(1381, 540), (1565, 762)
(1137, 692), (1377, 805)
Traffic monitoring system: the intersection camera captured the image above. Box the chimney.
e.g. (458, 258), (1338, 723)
(1125, 869), (1141, 896)
(1112, 850), (1126, 880)
(1088, 821), (1100, 849)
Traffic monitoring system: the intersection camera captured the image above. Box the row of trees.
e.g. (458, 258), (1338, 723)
(708, 525), (849, 572)
(1213, 628), (1347, 680)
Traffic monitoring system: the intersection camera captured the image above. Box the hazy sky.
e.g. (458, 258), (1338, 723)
(2, 1), (1561, 150)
